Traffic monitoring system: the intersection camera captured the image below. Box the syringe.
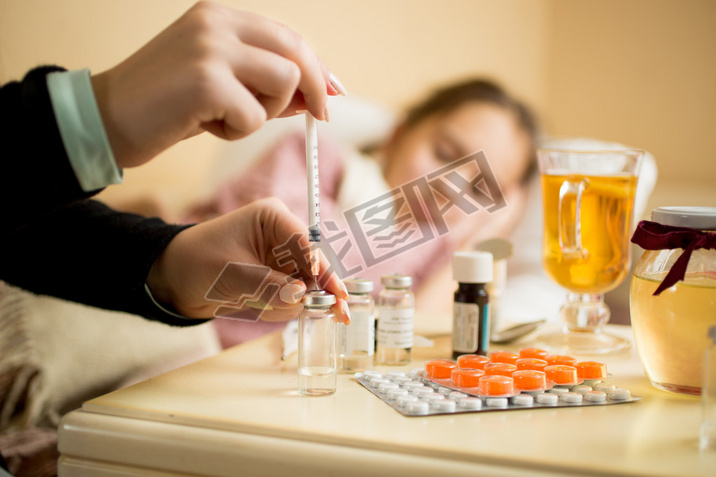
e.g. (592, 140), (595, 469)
(305, 113), (321, 289)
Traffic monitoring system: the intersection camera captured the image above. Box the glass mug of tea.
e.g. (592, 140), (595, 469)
(537, 148), (643, 354)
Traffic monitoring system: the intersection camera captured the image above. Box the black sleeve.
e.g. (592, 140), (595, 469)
(0, 66), (101, 236)
(0, 199), (208, 327)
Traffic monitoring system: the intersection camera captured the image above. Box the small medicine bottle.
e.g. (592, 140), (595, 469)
(452, 251), (493, 359)
(701, 325), (716, 450)
(298, 290), (337, 396)
(376, 274), (414, 366)
(338, 278), (375, 372)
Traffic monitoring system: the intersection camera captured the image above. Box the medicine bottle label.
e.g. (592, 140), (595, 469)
(453, 302), (489, 354)
(377, 308), (413, 348)
(343, 310), (375, 356)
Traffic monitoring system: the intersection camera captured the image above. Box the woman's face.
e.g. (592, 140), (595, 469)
(383, 102), (532, 192)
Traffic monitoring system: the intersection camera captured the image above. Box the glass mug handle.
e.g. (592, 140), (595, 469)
(558, 178), (590, 259)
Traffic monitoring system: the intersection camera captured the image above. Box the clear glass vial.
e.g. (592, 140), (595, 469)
(376, 274), (414, 366)
(338, 278), (375, 372)
(701, 325), (716, 451)
(298, 290), (337, 396)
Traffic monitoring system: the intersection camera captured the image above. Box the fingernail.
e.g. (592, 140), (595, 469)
(338, 280), (349, 300)
(295, 109), (308, 114)
(279, 282), (306, 305)
(323, 105), (331, 123)
(329, 72), (348, 96)
(340, 300), (351, 323)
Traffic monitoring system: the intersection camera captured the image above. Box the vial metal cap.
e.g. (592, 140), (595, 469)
(302, 290), (336, 307)
(651, 206), (716, 230)
(344, 278), (373, 294)
(381, 274), (412, 289)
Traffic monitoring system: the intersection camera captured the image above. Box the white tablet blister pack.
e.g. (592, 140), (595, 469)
(354, 348), (640, 416)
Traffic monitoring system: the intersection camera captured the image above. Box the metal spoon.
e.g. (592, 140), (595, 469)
(491, 319), (547, 344)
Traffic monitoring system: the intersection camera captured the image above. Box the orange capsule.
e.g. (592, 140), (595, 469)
(457, 354), (490, 370)
(478, 375), (515, 396)
(515, 358), (548, 372)
(544, 365), (579, 385)
(489, 351), (519, 365)
(425, 359), (457, 379)
(576, 361), (608, 380)
(451, 368), (485, 388)
(545, 355), (577, 367)
(484, 362), (517, 377)
(512, 370), (547, 391)
(519, 347), (549, 360)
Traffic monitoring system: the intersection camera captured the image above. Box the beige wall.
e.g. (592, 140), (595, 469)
(1, 0), (714, 211)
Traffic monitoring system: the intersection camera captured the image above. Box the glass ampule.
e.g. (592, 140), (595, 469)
(298, 290), (337, 396)
(376, 274), (414, 365)
(338, 278), (375, 372)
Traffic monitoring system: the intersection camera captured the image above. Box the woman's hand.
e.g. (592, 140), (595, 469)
(91, 1), (344, 169)
(146, 198), (350, 323)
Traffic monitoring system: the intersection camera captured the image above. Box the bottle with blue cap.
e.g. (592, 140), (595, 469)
(452, 251), (493, 359)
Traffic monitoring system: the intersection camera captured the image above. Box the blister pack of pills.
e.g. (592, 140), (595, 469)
(355, 347), (640, 416)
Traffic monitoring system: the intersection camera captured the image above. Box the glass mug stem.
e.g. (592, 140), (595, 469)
(560, 293), (610, 331)
(558, 177), (589, 259)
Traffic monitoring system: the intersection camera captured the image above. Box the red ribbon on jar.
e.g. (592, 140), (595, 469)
(631, 220), (716, 296)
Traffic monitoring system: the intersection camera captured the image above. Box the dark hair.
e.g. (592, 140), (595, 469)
(403, 78), (539, 183)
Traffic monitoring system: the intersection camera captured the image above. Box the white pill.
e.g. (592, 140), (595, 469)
(405, 400), (430, 415)
(396, 394), (419, 407)
(424, 393), (446, 403)
(511, 394), (534, 406)
(386, 371), (406, 379)
(394, 376), (412, 386)
(354, 372), (364, 379)
(548, 387), (569, 396)
(571, 385), (592, 395)
(449, 391), (468, 401)
(413, 387), (435, 397)
(432, 400), (457, 412)
(404, 381), (425, 391)
(409, 368), (426, 378)
(458, 398), (482, 410)
(486, 397), (509, 408)
(608, 388), (631, 401)
(387, 388), (409, 401)
(438, 387), (453, 396)
(378, 382), (399, 393)
(584, 390), (607, 403)
(362, 370), (382, 379)
(369, 378), (390, 388)
(427, 381), (441, 389)
(561, 392), (583, 404)
(594, 383), (616, 393)
(536, 393), (559, 405)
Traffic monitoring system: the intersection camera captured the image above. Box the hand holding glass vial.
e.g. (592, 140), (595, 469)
(338, 278), (375, 372)
(376, 274), (414, 366)
(298, 290), (337, 396)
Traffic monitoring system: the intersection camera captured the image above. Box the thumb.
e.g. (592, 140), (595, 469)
(204, 261), (306, 311)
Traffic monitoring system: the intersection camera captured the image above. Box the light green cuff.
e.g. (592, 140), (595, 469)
(47, 69), (122, 192)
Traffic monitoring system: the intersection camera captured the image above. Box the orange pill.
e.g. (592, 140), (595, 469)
(451, 368), (485, 388)
(489, 351), (519, 365)
(512, 370), (547, 391)
(478, 375), (515, 396)
(545, 365), (579, 385)
(457, 354), (490, 370)
(545, 355), (577, 367)
(519, 347), (549, 360)
(425, 359), (457, 379)
(484, 362), (517, 377)
(576, 361), (608, 379)
(515, 358), (548, 372)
